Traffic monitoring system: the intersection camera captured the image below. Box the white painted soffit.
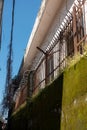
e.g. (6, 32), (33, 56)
(21, 0), (66, 72)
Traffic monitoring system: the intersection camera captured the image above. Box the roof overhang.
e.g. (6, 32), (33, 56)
(20, 0), (66, 73)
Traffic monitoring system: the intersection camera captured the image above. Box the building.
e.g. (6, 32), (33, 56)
(11, 0), (87, 109)
(7, 0), (87, 129)
(12, 0), (87, 111)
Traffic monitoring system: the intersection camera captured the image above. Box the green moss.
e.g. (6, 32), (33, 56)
(61, 94), (87, 130)
(63, 56), (87, 107)
(61, 56), (87, 130)
(9, 73), (63, 130)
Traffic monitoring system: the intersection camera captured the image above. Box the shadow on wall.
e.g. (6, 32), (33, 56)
(8, 73), (64, 130)
(27, 73), (64, 130)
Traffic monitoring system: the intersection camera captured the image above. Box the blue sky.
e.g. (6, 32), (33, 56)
(0, 0), (42, 105)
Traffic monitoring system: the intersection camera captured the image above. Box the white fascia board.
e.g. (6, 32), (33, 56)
(24, 0), (47, 61)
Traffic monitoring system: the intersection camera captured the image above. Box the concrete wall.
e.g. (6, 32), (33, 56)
(9, 55), (87, 130)
(61, 55), (87, 130)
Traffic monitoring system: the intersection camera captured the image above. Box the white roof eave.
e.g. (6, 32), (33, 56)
(21, 0), (65, 73)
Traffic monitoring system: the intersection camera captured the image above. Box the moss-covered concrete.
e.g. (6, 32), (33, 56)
(61, 94), (87, 130)
(8, 73), (63, 130)
(63, 56), (87, 106)
(8, 55), (87, 130)
(61, 56), (87, 130)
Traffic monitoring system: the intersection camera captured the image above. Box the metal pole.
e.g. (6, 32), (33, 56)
(73, 6), (78, 54)
(37, 47), (48, 85)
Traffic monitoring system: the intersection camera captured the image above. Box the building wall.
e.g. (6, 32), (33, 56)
(31, 0), (87, 91)
(29, 0), (75, 70)
(8, 55), (87, 130)
(61, 56), (87, 130)
(13, 0), (87, 110)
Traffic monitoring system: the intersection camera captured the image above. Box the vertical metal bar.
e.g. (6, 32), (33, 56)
(34, 70), (37, 91)
(45, 54), (48, 85)
(73, 6), (78, 54)
(59, 32), (62, 71)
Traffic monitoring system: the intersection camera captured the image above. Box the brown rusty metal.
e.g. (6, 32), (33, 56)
(77, 34), (87, 47)
(73, 6), (78, 54)
(45, 53), (48, 84)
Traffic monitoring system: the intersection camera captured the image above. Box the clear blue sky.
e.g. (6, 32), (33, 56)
(0, 0), (42, 105)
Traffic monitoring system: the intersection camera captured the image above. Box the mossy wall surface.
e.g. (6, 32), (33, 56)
(8, 56), (87, 130)
(8, 74), (63, 130)
(61, 56), (87, 130)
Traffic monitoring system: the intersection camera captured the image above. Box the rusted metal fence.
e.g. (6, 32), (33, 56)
(14, 71), (29, 110)
(32, 1), (87, 94)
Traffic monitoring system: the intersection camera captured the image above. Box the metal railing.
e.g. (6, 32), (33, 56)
(32, 1), (87, 94)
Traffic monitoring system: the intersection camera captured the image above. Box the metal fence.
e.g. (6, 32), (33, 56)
(32, 0), (87, 94)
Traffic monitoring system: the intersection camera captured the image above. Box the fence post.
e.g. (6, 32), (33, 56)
(45, 53), (48, 85)
(37, 47), (48, 85)
(73, 6), (78, 54)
